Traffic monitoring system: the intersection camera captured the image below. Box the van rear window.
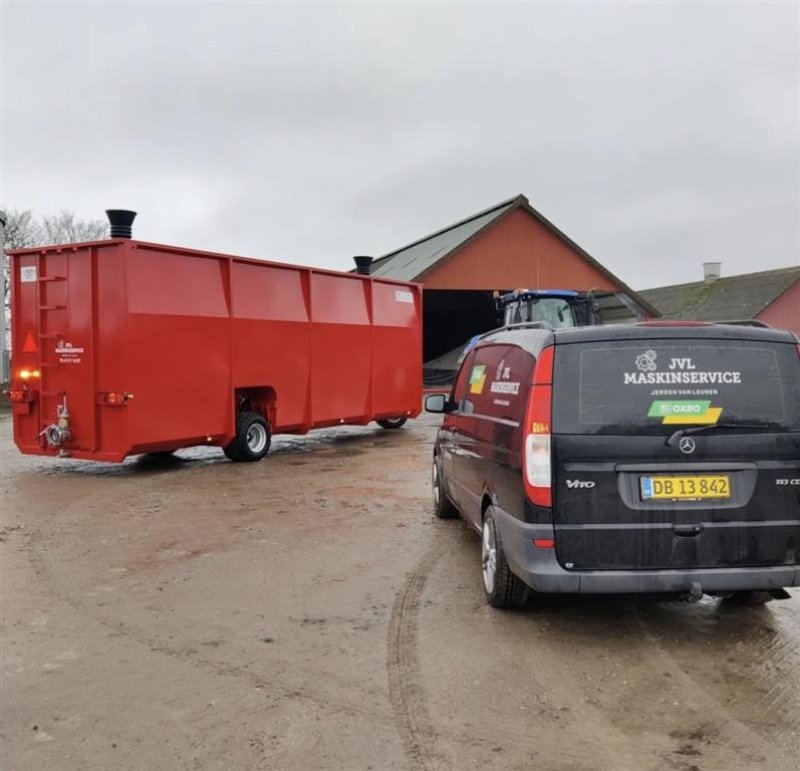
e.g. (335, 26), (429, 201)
(553, 339), (800, 434)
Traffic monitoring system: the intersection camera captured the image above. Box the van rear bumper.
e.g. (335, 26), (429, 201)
(495, 509), (800, 594)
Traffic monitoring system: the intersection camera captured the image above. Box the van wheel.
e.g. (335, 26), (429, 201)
(723, 590), (773, 606)
(482, 509), (529, 608)
(432, 456), (458, 519)
(224, 412), (271, 462)
(377, 417), (407, 429)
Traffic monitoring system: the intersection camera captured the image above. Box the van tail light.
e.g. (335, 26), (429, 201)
(523, 345), (554, 508)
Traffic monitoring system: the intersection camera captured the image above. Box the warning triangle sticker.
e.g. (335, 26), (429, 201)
(22, 331), (38, 354)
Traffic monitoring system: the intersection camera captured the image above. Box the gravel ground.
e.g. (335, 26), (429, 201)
(1, 413), (799, 771)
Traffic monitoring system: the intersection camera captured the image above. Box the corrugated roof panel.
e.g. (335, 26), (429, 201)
(370, 202), (516, 281)
(640, 267), (800, 320)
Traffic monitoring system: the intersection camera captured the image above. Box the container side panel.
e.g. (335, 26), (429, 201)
(125, 315), (231, 449)
(309, 274), (371, 423)
(371, 282), (423, 417)
(125, 247), (231, 450)
(127, 247), (229, 317)
(230, 319), (311, 430)
(95, 251), (130, 455)
(231, 262), (309, 322)
(310, 274), (370, 325)
(230, 262), (311, 430)
(310, 324), (372, 423)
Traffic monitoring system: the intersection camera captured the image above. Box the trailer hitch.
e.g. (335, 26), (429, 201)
(40, 396), (72, 448)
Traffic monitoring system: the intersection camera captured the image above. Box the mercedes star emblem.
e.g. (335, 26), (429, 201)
(678, 436), (696, 455)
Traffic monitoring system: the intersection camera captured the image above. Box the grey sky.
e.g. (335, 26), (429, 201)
(2, 1), (798, 290)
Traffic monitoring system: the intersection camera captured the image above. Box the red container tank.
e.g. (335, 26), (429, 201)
(8, 219), (422, 462)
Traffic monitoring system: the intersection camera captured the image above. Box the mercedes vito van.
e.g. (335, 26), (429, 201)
(425, 322), (800, 608)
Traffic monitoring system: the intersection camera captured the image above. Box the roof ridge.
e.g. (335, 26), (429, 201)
(369, 194), (525, 267)
(640, 265), (800, 293)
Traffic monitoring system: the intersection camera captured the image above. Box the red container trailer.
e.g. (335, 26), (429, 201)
(8, 215), (422, 462)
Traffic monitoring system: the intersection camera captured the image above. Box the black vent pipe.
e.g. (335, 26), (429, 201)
(106, 209), (137, 239)
(353, 255), (373, 275)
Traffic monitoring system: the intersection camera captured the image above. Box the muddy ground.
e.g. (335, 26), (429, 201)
(1, 413), (799, 771)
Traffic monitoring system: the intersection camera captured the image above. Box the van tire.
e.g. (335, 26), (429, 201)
(224, 412), (271, 462)
(482, 509), (529, 608)
(377, 417), (407, 429)
(432, 456), (458, 519)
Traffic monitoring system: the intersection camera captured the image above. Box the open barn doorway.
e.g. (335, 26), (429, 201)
(422, 290), (500, 386)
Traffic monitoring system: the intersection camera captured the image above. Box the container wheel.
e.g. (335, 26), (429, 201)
(722, 590), (773, 606)
(482, 508), (529, 609)
(432, 455), (458, 519)
(377, 417), (407, 429)
(224, 412), (271, 462)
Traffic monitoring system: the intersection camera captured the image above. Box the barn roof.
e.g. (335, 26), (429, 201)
(369, 197), (518, 280)
(368, 194), (660, 316)
(639, 266), (800, 321)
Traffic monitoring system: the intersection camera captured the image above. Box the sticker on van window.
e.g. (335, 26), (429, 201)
(469, 365), (487, 394)
(624, 350), (741, 386)
(648, 400), (722, 425)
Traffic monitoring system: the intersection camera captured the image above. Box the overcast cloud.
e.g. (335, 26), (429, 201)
(2, 1), (798, 289)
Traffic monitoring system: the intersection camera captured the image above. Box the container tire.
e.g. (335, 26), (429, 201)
(223, 412), (271, 462)
(377, 417), (407, 429)
(432, 455), (458, 519)
(144, 450), (175, 459)
(723, 590), (773, 607)
(482, 508), (529, 608)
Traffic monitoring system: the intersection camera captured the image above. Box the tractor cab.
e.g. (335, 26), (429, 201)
(496, 288), (601, 329)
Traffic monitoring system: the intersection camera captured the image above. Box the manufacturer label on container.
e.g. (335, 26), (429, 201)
(394, 290), (414, 304)
(56, 340), (85, 364)
(20, 266), (37, 283)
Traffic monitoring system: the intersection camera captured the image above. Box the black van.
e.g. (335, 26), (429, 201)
(425, 322), (800, 608)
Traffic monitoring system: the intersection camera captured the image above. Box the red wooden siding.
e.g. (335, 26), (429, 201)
(757, 280), (800, 336)
(421, 208), (621, 292)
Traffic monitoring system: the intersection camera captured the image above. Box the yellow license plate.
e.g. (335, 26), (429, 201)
(640, 475), (731, 501)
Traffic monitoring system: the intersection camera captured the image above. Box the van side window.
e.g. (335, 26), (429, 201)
(451, 351), (475, 412)
(467, 345), (533, 423)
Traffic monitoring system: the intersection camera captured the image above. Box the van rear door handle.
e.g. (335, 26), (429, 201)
(673, 524), (704, 537)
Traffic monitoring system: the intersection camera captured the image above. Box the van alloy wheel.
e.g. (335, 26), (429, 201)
(432, 456), (459, 519)
(482, 519), (497, 594)
(481, 508), (529, 608)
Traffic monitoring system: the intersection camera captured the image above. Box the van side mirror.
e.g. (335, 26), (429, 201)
(425, 393), (448, 413)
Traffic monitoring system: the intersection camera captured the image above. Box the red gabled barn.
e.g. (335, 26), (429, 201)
(366, 194), (657, 365)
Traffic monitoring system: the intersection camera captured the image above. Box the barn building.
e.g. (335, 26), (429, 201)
(641, 264), (800, 337)
(363, 195), (657, 371)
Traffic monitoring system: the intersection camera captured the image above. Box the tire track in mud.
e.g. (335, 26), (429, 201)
(386, 537), (447, 771)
